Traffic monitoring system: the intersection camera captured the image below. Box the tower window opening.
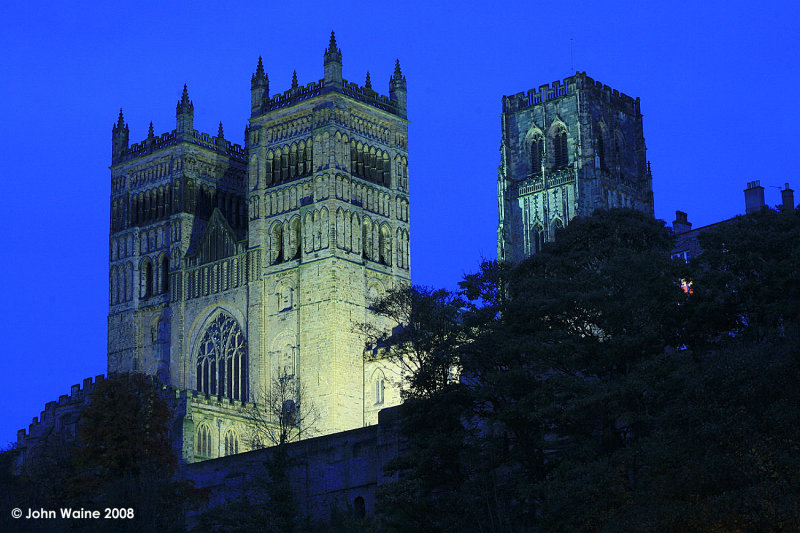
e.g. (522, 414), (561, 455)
(553, 129), (568, 169)
(530, 135), (543, 176)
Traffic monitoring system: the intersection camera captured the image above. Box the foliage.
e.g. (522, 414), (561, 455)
(68, 373), (199, 531)
(378, 207), (800, 532)
(359, 285), (466, 399)
(689, 207), (800, 344)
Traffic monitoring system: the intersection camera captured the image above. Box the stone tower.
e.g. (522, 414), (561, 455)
(107, 35), (409, 460)
(245, 32), (410, 432)
(498, 72), (653, 262)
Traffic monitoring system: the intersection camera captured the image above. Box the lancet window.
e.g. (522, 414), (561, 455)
(553, 128), (568, 169)
(196, 424), (212, 458)
(224, 429), (240, 456)
(530, 135), (543, 176)
(196, 312), (248, 401)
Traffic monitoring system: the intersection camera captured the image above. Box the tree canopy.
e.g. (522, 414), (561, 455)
(377, 207), (800, 532)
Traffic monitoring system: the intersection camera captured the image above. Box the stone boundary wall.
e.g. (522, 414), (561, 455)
(184, 405), (404, 523)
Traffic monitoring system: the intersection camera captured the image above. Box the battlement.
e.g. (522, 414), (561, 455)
(258, 78), (401, 116)
(503, 72), (640, 115)
(16, 374), (106, 446)
(187, 389), (251, 409)
(114, 128), (245, 166)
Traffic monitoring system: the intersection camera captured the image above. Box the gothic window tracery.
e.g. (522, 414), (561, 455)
(196, 424), (212, 458)
(224, 429), (240, 456)
(195, 312), (248, 401)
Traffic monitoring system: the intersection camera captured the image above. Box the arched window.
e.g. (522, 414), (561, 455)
(224, 429), (239, 456)
(280, 344), (296, 377)
(553, 128), (568, 169)
(354, 496), (366, 518)
(196, 424), (212, 458)
(379, 225), (392, 265)
(196, 312), (248, 401)
(270, 223), (284, 264)
(614, 131), (625, 169)
(530, 225), (545, 254)
(140, 260), (153, 298)
(375, 376), (385, 404)
(596, 135), (606, 170)
(530, 135), (543, 176)
(551, 219), (564, 240)
(159, 256), (169, 294)
(362, 218), (373, 260)
(288, 217), (301, 260)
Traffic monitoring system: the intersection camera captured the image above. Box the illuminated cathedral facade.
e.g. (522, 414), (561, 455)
(107, 33), (410, 461)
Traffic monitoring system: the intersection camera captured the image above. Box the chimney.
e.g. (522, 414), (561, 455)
(781, 183), (795, 211)
(672, 210), (692, 234)
(744, 180), (765, 214)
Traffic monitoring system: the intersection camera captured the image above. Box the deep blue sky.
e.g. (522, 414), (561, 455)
(1, 1), (797, 445)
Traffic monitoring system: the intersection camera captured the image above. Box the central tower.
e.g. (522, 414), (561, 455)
(498, 72), (653, 262)
(246, 33), (410, 432)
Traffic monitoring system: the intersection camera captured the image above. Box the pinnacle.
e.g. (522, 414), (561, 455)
(148, 121), (154, 138)
(181, 84), (190, 105)
(218, 122), (224, 138)
(365, 72), (372, 89)
(256, 56), (264, 77)
(328, 30), (337, 52)
(393, 59), (403, 78)
(116, 108), (125, 127)
(291, 70), (298, 88)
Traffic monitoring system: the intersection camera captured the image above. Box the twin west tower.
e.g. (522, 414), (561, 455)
(108, 34), (410, 461)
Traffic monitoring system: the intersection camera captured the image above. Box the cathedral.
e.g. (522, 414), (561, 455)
(498, 72), (654, 262)
(17, 44), (657, 472)
(107, 33), (410, 461)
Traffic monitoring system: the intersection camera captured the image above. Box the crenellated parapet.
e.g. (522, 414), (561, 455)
(115, 129), (245, 166)
(503, 72), (640, 115)
(16, 375), (106, 450)
(112, 86), (245, 167)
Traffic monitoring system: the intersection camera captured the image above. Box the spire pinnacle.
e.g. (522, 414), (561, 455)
(176, 84), (194, 117)
(365, 71), (372, 90)
(291, 70), (298, 89)
(256, 56), (264, 78)
(389, 59), (407, 117)
(116, 108), (125, 128)
(218, 122), (224, 139)
(148, 121), (154, 138)
(324, 30), (342, 66)
(328, 31), (337, 52)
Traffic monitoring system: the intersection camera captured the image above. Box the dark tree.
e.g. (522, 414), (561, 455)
(69, 373), (199, 532)
(688, 207), (800, 345)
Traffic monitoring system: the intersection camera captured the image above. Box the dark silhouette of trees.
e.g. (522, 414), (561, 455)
(378, 208), (800, 532)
